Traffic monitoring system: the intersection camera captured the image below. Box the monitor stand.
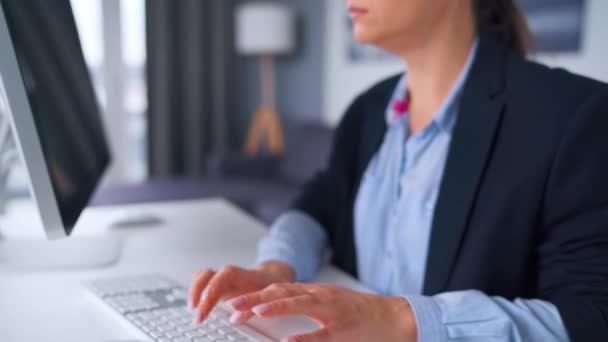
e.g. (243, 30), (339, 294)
(0, 234), (122, 270)
(0, 116), (123, 270)
(0, 191), (125, 270)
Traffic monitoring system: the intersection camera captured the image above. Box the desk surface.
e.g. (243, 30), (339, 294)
(0, 199), (363, 342)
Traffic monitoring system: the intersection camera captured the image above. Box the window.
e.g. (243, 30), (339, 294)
(74, 0), (148, 183)
(70, 0), (105, 107)
(6, 0), (148, 195)
(120, 0), (148, 182)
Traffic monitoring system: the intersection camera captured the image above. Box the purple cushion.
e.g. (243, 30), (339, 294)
(279, 122), (334, 185)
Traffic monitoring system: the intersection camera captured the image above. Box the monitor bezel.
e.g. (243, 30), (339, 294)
(0, 4), (67, 239)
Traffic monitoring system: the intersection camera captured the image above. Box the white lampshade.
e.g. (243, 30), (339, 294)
(235, 2), (295, 55)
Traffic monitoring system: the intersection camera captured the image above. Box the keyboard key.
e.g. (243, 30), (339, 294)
(161, 314), (176, 322)
(139, 312), (156, 320)
(214, 321), (229, 329)
(226, 333), (240, 341)
(157, 323), (174, 332)
(198, 325), (214, 334)
(150, 331), (164, 339)
(193, 337), (214, 342)
(165, 330), (183, 338)
(171, 308), (190, 317)
(151, 310), (166, 318)
(151, 317), (167, 326)
(172, 337), (191, 342)
(176, 323), (199, 333)
(218, 327), (235, 335)
(185, 330), (207, 338)
(231, 334), (252, 341)
(175, 317), (191, 325)
(204, 321), (217, 330)
(207, 331), (223, 339)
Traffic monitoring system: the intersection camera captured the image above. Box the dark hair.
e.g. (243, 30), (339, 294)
(473, 0), (534, 56)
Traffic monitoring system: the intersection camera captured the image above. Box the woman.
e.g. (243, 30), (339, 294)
(189, 0), (608, 341)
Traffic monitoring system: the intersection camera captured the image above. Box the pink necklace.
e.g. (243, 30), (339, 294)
(392, 91), (410, 118)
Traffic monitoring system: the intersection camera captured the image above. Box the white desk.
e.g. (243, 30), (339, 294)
(0, 199), (364, 342)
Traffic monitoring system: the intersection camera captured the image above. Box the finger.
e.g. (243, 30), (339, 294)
(252, 295), (327, 321)
(229, 310), (255, 325)
(282, 328), (332, 342)
(227, 283), (302, 311)
(196, 267), (236, 322)
(189, 270), (215, 309)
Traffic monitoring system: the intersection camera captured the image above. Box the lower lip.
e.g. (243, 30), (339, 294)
(349, 10), (368, 20)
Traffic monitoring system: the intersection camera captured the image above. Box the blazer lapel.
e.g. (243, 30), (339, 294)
(423, 36), (508, 295)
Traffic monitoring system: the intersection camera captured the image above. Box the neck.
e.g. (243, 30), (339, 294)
(396, 5), (476, 133)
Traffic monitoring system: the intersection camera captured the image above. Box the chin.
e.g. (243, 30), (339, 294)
(353, 26), (378, 45)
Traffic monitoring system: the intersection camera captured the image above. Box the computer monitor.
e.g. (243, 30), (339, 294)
(0, 0), (110, 239)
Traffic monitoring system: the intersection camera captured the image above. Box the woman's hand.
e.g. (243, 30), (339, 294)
(226, 283), (418, 342)
(188, 261), (294, 323)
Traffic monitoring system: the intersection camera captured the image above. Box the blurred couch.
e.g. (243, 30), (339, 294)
(92, 122), (334, 225)
(205, 122), (334, 224)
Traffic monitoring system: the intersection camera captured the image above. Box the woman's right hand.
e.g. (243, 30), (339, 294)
(188, 261), (295, 324)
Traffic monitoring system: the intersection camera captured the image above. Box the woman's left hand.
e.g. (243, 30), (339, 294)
(226, 282), (417, 342)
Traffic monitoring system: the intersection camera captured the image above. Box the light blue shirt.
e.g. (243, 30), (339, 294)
(354, 65), (458, 296)
(257, 40), (569, 341)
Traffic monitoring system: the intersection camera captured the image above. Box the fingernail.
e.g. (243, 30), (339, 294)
(252, 304), (271, 316)
(226, 296), (245, 308)
(229, 311), (247, 324)
(201, 287), (210, 301)
(193, 309), (203, 324)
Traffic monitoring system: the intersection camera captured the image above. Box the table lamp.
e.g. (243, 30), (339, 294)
(236, 2), (295, 156)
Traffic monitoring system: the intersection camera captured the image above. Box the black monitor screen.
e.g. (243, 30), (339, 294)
(1, 0), (110, 235)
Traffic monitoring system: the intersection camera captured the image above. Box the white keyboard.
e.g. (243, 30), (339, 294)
(86, 275), (274, 342)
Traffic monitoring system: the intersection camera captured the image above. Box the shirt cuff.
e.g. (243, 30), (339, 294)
(403, 294), (447, 342)
(256, 211), (328, 282)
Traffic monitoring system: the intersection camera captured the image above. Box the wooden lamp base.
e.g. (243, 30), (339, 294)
(243, 54), (286, 156)
(244, 106), (285, 156)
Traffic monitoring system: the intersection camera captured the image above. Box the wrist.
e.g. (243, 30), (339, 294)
(256, 261), (295, 283)
(387, 296), (418, 341)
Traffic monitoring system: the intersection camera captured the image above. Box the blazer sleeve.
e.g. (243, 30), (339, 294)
(540, 86), (608, 341)
(289, 94), (365, 239)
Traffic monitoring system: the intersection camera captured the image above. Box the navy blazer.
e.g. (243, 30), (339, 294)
(291, 35), (608, 341)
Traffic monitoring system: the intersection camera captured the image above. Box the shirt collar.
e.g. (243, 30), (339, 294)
(386, 38), (479, 132)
